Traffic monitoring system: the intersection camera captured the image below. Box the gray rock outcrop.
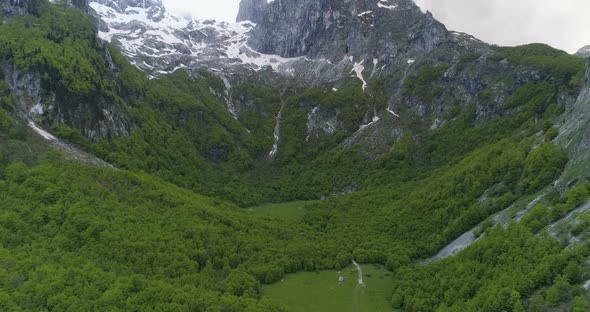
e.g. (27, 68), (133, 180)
(245, 0), (449, 61)
(236, 0), (267, 23)
(575, 45), (590, 58)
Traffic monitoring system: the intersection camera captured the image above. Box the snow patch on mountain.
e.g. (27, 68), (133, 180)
(377, 0), (398, 10)
(223, 23), (305, 71)
(350, 57), (367, 92)
(449, 31), (485, 47)
(358, 10), (373, 17)
(90, 0), (303, 76)
(387, 107), (399, 117)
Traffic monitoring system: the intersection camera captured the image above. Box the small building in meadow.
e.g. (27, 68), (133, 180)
(338, 276), (344, 284)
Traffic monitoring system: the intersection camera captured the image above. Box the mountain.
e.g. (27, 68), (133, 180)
(576, 45), (590, 58)
(7, 0), (587, 210)
(1, 0), (133, 141)
(89, 0), (560, 153)
(1, 0), (590, 311)
(240, 0), (450, 59)
(89, 0), (302, 78)
(5, 0), (587, 219)
(90, 0), (486, 82)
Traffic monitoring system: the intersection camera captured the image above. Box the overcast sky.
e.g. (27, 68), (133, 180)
(162, 0), (590, 54)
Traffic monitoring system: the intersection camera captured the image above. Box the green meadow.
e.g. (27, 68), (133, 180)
(262, 264), (395, 312)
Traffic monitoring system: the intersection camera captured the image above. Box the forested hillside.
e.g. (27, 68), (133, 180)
(0, 1), (589, 311)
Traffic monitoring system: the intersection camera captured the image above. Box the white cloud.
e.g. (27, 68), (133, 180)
(162, 0), (241, 22)
(414, 0), (590, 53)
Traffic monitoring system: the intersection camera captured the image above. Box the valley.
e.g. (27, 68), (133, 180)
(0, 0), (589, 311)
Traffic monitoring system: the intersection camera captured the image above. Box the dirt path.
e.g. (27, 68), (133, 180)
(351, 260), (366, 312)
(352, 260), (364, 286)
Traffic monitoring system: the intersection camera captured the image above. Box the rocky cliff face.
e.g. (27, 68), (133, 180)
(556, 58), (590, 188)
(0, 0), (133, 142)
(236, 0), (267, 24)
(1, 0), (28, 17)
(243, 0), (448, 61)
(2, 0), (90, 15)
(4, 62), (132, 140)
(575, 45), (590, 58)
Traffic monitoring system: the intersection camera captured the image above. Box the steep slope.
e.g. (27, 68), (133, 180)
(557, 58), (590, 187)
(1, 1), (590, 311)
(0, 139), (299, 311)
(0, 0), (134, 141)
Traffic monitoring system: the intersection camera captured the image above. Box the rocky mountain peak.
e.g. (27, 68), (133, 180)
(236, 0), (268, 23)
(242, 0), (449, 61)
(89, 0), (304, 77)
(575, 45), (590, 58)
(89, 0), (489, 87)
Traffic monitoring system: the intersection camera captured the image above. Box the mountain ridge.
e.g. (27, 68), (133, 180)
(14, 0), (582, 162)
(89, 0), (488, 82)
(89, 0), (304, 78)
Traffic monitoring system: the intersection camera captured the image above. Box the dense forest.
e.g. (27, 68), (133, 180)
(0, 1), (589, 311)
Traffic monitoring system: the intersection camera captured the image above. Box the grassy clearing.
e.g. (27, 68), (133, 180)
(247, 200), (318, 221)
(262, 263), (394, 312)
